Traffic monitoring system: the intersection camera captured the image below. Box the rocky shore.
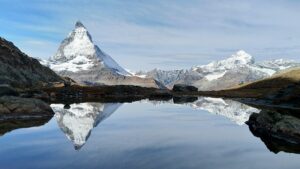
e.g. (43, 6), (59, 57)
(247, 109), (300, 154)
(0, 96), (54, 120)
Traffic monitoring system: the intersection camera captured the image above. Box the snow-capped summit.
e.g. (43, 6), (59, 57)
(46, 21), (164, 88)
(195, 50), (254, 73)
(50, 21), (129, 75)
(231, 50), (254, 64)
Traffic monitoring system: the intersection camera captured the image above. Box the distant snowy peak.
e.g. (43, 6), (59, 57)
(258, 59), (300, 71)
(141, 50), (300, 90)
(194, 50), (254, 72)
(230, 50), (254, 64)
(50, 21), (130, 75)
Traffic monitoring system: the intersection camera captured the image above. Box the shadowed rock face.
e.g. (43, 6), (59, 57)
(51, 102), (122, 150)
(0, 37), (64, 89)
(247, 109), (300, 154)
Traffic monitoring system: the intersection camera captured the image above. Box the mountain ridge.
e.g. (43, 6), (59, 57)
(137, 50), (300, 90)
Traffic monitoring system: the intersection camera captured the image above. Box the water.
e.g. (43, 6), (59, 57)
(0, 97), (300, 169)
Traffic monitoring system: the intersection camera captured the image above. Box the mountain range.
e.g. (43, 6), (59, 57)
(37, 21), (299, 91)
(137, 50), (300, 90)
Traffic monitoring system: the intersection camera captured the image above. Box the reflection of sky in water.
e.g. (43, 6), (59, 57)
(0, 101), (300, 169)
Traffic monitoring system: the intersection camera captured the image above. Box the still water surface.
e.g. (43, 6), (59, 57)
(0, 98), (299, 169)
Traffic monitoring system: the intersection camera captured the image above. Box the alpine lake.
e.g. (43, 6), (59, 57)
(1, 97), (300, 169)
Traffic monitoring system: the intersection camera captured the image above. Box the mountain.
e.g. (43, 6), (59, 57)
(138, 50), (300, 90)
(52, 102), (122, 150)
(46, 21), (163, 88)
(0, 37), (64, 89)
(188, 97), (259, 125)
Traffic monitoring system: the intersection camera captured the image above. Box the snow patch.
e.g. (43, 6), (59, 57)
(205, 71), (227, 81)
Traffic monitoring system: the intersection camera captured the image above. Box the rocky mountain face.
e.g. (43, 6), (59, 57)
(138, 50), (300, 90)
(0, 37), (64, 89)
(51, 102), (121, 150)
(45, 21), (163, 88)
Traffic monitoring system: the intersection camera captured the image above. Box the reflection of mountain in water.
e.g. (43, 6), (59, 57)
(189, 97), (260, 125)
(51, 103), (121, 150)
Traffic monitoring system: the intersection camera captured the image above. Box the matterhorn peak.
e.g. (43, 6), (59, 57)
(75, 21), (85, 28)
(49, 21), (130, 75)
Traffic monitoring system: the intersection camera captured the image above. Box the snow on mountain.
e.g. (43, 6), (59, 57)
(257, 59), (300, 72)
(188, 97), (260, 125)
(135, 69), (189, 88)
(52, 102), (122, 150)
(44, 21), (163, 88)
(50, 21), (129, 75)
(192, 50), (267, 81)
(194, 50), (254, 73)
(139, 50), (300, 90)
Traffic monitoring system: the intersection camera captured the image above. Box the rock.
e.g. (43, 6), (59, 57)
(172, 84), (198, 92)
(63, 76), (77, 87)
(0, 84), (19, 96)
(0, 96), (54, 120)
(247, 109), (300, 154)
(0, 37), (64, 89)
(20, 90), (50, 101)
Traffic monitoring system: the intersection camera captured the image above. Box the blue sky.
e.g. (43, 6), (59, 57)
(1, 0), (300, 70)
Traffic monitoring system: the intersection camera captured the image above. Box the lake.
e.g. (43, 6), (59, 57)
(0, 97), (299, 169)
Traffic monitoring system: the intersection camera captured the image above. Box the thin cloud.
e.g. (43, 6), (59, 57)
(1, 0), (300, 70)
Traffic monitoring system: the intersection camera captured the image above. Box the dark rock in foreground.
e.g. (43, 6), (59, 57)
(0, 96), (54, 120)
(0, 116), (52, 136)
(0, 37), (64, 89)
(172, 84), (198, 92)
(247, 109), (300, 154)
(0, 84), (19, 96)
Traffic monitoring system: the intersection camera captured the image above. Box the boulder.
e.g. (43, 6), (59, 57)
(247, 109), (300, 154)
(0, 96), (54, 120)
(0, 37), (64, 89)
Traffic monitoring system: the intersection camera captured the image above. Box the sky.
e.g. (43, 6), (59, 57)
(1, 0), (300, 71)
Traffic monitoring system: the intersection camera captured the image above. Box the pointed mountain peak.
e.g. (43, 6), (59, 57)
(75, 21), (85, 28)
(230, 50), (254, 64)
(50, 21), (130, 76)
